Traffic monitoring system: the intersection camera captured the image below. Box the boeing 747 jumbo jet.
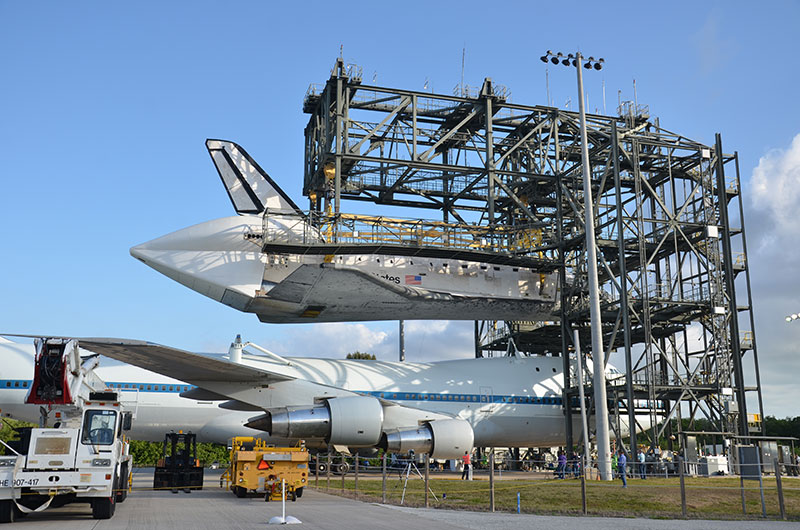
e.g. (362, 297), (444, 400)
(0, 336), (612, 459)
(129, 140), (560, 324)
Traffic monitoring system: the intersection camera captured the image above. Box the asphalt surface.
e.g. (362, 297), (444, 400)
(3, 468), (797, 529)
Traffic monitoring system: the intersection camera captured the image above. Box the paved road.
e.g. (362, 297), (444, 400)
(5, 468), (796, 529)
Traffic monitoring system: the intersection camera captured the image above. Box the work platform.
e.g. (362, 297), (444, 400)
(300, 58), (764, 452)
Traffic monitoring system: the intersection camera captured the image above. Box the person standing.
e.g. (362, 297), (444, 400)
(638, 448), (646, 479)
(461, 451), (471, 480)
(611, 451), (619, 479)
(618, 449), (628, 488)
(557, 451), (567, 479)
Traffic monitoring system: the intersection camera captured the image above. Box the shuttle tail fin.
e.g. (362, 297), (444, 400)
(206, 139), (302, 216)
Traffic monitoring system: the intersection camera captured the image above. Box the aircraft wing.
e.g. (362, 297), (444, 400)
(76, 338), (293, 385)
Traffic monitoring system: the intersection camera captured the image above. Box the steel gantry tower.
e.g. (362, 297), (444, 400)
(301, 58), (764, 451)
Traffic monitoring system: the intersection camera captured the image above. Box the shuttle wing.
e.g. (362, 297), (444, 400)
(206, 139), (303, 216)
(76, 338), (293, 385)
(267, 264), (453, 305)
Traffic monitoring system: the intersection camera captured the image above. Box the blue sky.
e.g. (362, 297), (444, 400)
(2, 2), (799, 416)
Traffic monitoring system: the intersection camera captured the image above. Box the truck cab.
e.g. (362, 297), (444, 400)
(0, 339), (133, 523)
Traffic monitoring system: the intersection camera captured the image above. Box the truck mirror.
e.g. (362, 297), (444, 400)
(122, 412), (133, 431)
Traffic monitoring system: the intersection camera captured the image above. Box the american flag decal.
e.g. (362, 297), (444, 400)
(405, 275), (422, 285)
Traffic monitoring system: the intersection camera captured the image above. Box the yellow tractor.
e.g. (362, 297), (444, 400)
(223, 437), (309, 501)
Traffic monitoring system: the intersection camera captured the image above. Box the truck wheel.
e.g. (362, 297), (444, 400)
(291, 490), (297, 502)
(116, 465), (129, 503)
(91, 496), (116, 519)
(233, 486), (247, 498)
(0, 500), (15, 523)
(295, 487), (303, 498)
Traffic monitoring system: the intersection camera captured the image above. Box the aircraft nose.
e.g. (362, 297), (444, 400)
(129, 216), (265, 308)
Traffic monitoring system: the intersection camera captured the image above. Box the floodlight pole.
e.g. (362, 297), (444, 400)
(575, 52), (612, 481)
(399, 320), (406, 362)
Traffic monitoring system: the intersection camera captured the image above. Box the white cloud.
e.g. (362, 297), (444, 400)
(264, 322), (391, 359)
(746, 133), (800, 418)
(751, 133), (800, 240)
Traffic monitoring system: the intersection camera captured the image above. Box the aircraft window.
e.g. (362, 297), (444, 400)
(535, 367), (540, 372)
(23, 382), (28, 388)
(147, 386), (152, 390)
(161, 386), (166, 391)
(14, 382), (19, 387)
(552, 368), (557, 373)
(392, 394), (397, 399)
(5, 383), (9, 388)
(184, 386), (189, 391)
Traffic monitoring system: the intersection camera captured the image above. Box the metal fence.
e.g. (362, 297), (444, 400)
(310, 453), (800, 521)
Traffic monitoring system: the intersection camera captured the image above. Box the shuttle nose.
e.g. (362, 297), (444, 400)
(129, 216), (265, 310)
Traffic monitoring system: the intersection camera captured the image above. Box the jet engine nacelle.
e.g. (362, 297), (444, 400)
(382, 418), (474, 459)
(249, 396), (384, 446)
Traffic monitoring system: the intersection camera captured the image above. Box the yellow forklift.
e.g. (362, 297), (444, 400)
(222, 437), (309, 501)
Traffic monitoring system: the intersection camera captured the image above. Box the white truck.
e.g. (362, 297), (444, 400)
(0, 338), (133, 523)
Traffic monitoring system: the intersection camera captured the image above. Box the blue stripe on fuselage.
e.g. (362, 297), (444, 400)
(0, 380), (566, 405)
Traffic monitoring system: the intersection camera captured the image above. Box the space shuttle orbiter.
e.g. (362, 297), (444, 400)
(130, 140), (559, 323)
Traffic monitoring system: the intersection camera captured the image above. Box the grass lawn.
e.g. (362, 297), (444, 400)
(311, 474), (800, 521)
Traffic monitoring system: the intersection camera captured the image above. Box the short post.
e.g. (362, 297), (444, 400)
(315, 454), (319, 488)
(740, 473), (747, 515)
(489, 450), (495, 512)
(580, 455), (587, 515)
(341, 454), (346, 493)
(678, 456), (687, 518)
(354, 454), (359, 498)
(382, 453), (387, 503)
(424, 453), (430, 508)
(281, 479), (286, 521)
(517, 491), (521, 514)
(326, 450), (331, 489)
(775, 458), (786, 520)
